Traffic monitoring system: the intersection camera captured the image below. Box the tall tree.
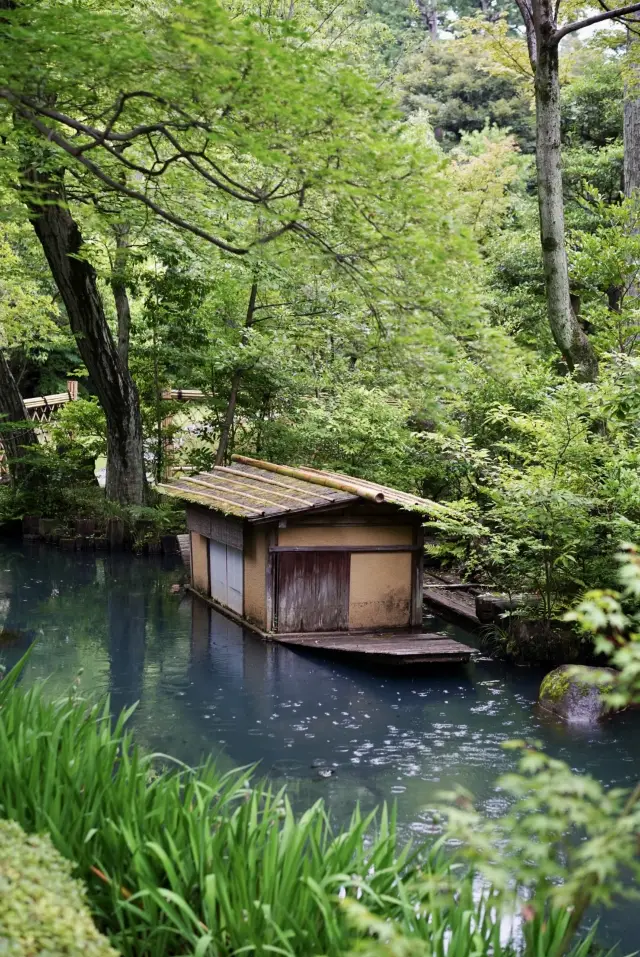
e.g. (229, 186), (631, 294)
(22, 167), (147, 504)
(625, 18), (640, 203)
(1, 0), (480, 495)
(514, 0), (640, 381)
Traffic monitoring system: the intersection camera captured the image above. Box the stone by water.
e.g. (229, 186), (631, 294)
(1, 544), (639, 951)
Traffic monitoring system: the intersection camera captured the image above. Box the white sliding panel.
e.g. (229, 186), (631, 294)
(208, 539), (244, 615)
(209, 539), (228, 606)
(226, 545), (244, 614)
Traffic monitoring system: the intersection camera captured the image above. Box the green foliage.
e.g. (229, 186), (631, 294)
(0, 653), (604, 957)
(48, 397), (107, 462)
(256, 386), (422, 490)
(423, 360), (640, 632)
(440, 548), (640, 956)
(399, 40), (535, 151)
(345, 549), (640, 957)
(0, 818), (118, 957)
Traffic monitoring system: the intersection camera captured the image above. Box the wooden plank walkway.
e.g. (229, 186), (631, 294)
(274, 631), (473, 665)
(423, 572), (481, 628)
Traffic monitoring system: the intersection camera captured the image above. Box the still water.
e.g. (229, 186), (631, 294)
(1, 544), (639, 951)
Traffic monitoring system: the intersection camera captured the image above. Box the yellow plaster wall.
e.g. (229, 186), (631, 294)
(191, 531), (209, 593)
(349, 552), (412, 628)
(278, 525), (412, 547)
(243, 526), (267, 627)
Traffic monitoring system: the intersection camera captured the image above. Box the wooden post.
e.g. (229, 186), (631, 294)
(265, 524), (277, 633)
(411, 522), (425, 628)
(66, 379), (78, 401)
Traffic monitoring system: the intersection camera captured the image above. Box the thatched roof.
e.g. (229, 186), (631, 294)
(157, 455), (445, 522)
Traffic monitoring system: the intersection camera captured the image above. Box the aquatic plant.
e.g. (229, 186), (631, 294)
(0, 655), (605, 957)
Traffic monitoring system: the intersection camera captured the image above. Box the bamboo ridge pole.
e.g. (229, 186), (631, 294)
(231, 455), (386, 504)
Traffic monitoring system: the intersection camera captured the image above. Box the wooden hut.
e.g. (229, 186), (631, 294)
(159, 456), (472, 663)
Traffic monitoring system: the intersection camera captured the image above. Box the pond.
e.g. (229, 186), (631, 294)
(1, 544), (639, 951)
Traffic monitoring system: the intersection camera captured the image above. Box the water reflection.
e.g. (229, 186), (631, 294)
(1, 544), (639, 949)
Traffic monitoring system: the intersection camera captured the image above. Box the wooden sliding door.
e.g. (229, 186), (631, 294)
(276, 550), (349, 633)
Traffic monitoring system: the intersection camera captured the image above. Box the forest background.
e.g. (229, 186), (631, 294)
(3, 0), (640, 628)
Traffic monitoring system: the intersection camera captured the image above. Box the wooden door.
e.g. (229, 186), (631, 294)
(276, 551), (349, 633)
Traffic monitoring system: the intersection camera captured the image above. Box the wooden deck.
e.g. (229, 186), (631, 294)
(423, 571), (481, 628)
(274, 630), (473, 665)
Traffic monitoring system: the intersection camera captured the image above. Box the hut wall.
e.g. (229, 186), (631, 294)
(278, 524), (413, 630)
(243, 525), (268, 628)
(349, 553), (412, 628)
(277, 525), (412, 547)
(191, 531), (209, 593)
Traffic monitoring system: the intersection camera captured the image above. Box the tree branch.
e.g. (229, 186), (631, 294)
(552, 1), (640, 45)
(8, 99), (251, 254)
(514, 0), (537, 67)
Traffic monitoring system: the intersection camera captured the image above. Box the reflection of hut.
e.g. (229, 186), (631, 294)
(160, 456), (440, 638)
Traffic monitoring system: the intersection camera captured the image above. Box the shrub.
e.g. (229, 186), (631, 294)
(0, 818), (118, 957)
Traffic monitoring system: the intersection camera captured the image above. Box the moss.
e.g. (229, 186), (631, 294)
(539, 668), (571, 703)
(0, 819), (118, 957)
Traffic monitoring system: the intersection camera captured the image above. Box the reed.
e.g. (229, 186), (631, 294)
(0, 658), (606, 957)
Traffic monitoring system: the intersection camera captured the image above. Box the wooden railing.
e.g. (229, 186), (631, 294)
(23, 380), (78, 422)
(0, 380), (79, 475)
(161, 388), (209, 402)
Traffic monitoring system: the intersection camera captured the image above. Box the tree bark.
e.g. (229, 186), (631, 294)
(0, 351), (36, 484)
(215, 281), (258, 466)
(110, 223), (133, 368)
(532, 0), (598, 381)
(623, 16), (640, 310)
(23, 168), (147, 504)
(215, 372), (240, 467)
(415, 0), (438, 39)
(624, 80), (640, 201)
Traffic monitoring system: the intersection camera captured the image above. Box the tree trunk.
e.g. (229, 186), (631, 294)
(23, 168), (146, 504)
(215, 281), (258, 466)
(624, 17), (640, 309)
(415, 0), (438, 38)
(625, 19), (640, 200)
(533, 3), (598, 381)
(0, 351), (36, 484)
(215, 372), (240, 466)
(624, 94), (640, 200)
(111, 223), (132, 368)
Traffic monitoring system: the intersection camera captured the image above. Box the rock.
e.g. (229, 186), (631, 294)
(475, 593), (527, 624)
(107, 517), (125, 550)
(315, 768), (335, 779)
(22, 516), (40, 535)
(38, 518), (56, 539)
(74, 518), (95, 537)
(538, 665), (617, 724)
